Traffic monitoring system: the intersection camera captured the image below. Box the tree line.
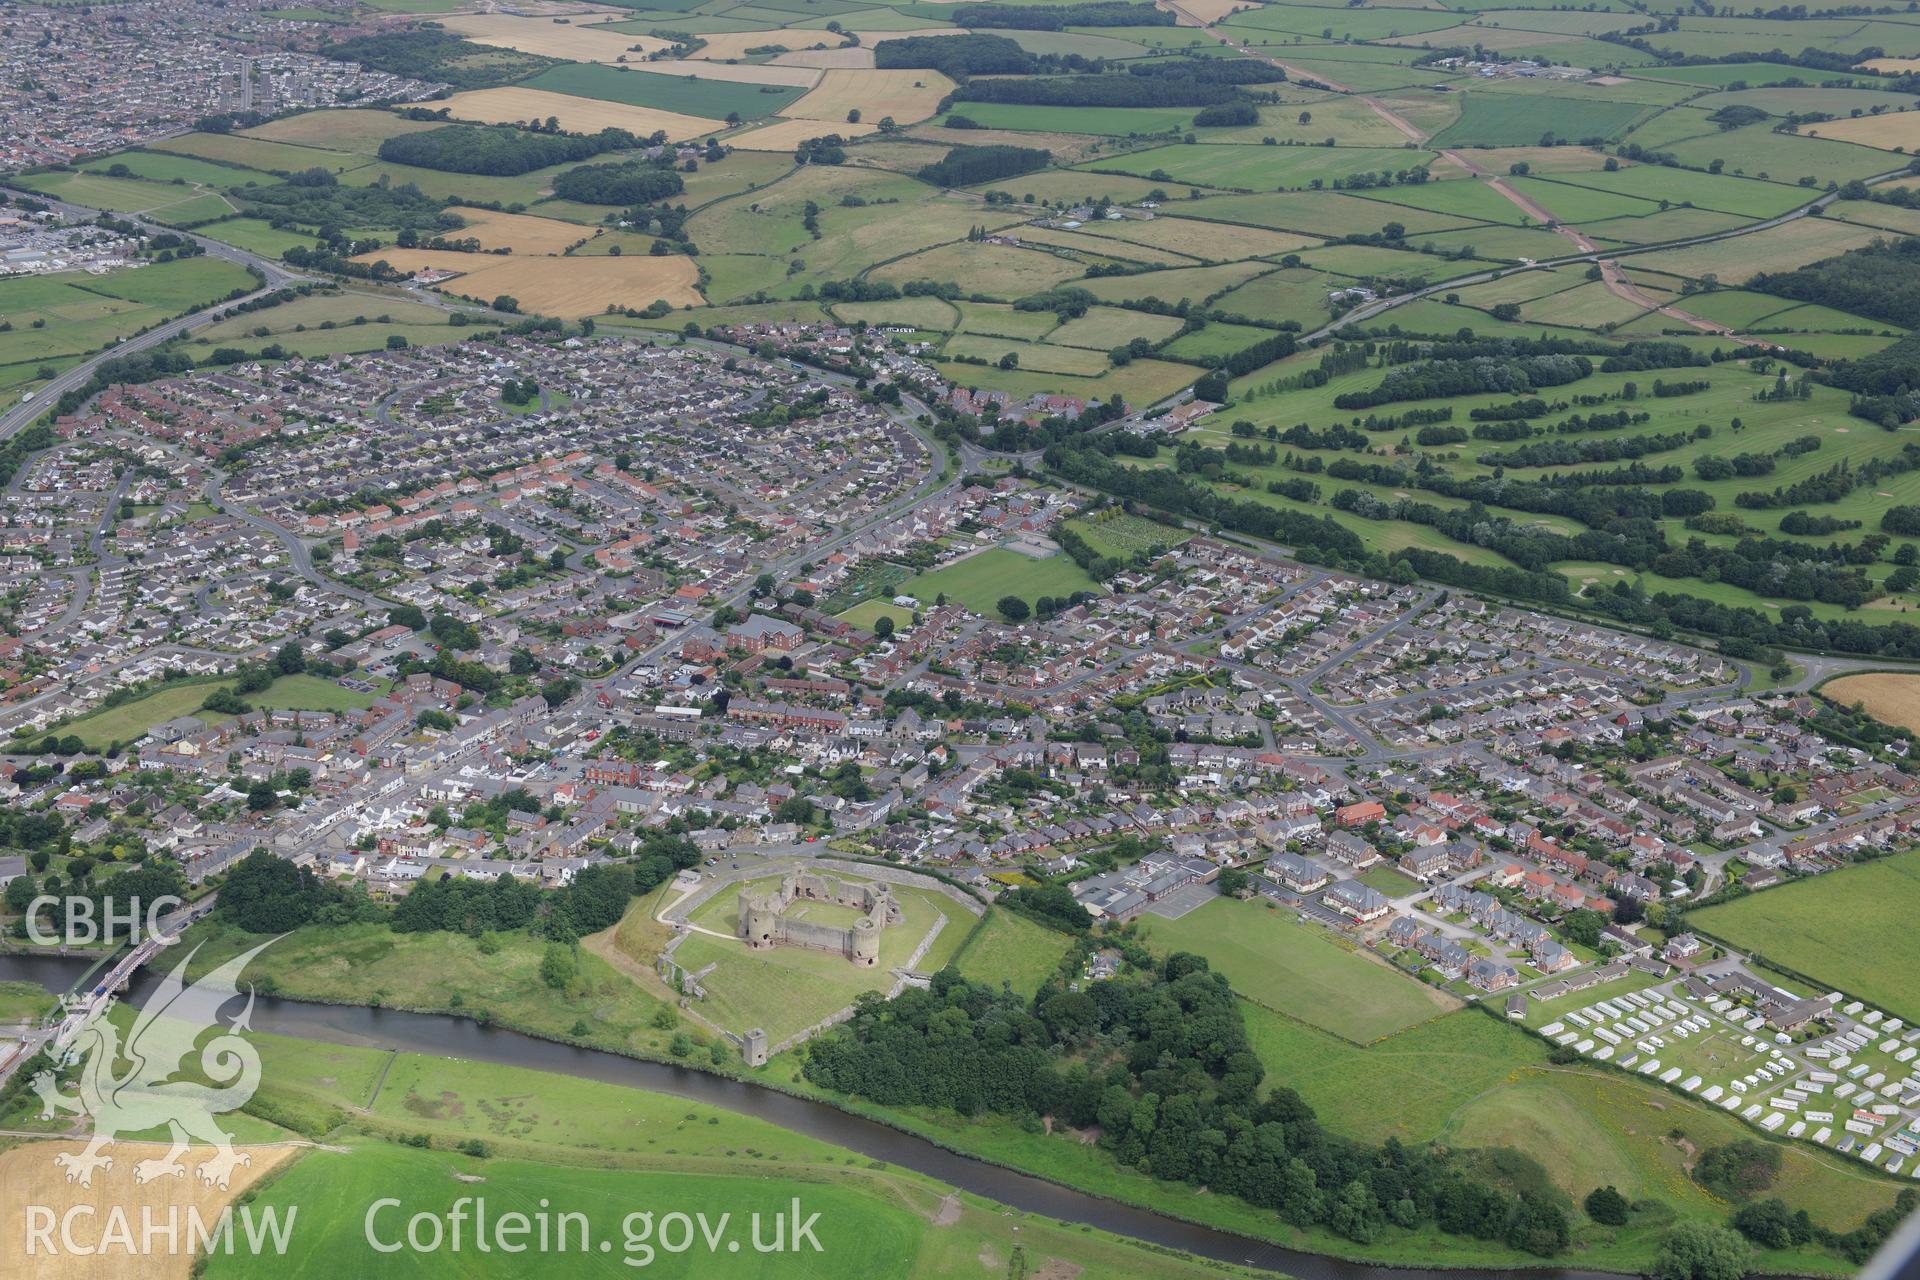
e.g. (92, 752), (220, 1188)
(947, 2), (1171, 30)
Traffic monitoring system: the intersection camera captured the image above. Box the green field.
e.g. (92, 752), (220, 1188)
(0, 257), (255, 369)
(14, 167), (237, 219)
(82, 149), (276, 189)
(1688, 850), (1920, 1021)
(205, 1140), (926, 1277)
(1083, 144), (1442, 193)
(1137, 896), (1459, 1043)
(523, 62), (808, 120)
(152, 131), (373, 175)
(54, 672), (379, 750)
(187, 291), (463, 345)
(950, 908), (1073, 998)
(897, 547), (1101, 615)
(1430, 93), (1650, 147)
(194, 217), (325, 259)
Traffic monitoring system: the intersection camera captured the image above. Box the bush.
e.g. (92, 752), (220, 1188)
(1194, 100), (1258, 128)
(1692, 1140), (1782, 1201)
(1655, 1222), (1751, 1280)
(1584, 1185), (1630, 1226)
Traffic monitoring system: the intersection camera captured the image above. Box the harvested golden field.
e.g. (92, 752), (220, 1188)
(446, 206), (596, 254)
(1805, 111), (1920, 151)
(438, 13), (672, 61)
(726, 118), (879, 150)
(1823, 673), (1920, 734)
(1859, 57), (1920, 72)
(683, 29), (854, 61)
(843, 139), (952, 172)
(1465, 144), (1621, 173)
(907, 124), (1109, 165)
(0, 1141), (296, 1280)
(1161, 0), (1261, 24)
(354, 250), (704, 316)
(773, 46), (875, 69)
(440, 87), (720, 140)
(780, 69), (956, 125)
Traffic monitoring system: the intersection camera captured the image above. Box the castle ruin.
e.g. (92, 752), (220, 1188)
(738, 870), (902, 967)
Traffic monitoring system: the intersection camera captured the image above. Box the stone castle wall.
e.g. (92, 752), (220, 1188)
(737, 868), (899, 966)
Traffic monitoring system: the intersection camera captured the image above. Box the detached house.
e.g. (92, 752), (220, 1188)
(1267, 852), (1330, 894)
(1323, 879), (1391, 924)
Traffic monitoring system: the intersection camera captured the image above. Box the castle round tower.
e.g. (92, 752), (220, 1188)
(850, 915), (880, 967)
(740, 888), (779, 950)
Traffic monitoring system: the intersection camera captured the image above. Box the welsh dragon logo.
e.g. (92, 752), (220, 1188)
(32, 939), (277, 1190)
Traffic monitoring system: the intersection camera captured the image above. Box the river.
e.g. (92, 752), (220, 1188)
(0, 953), (1627, 1280)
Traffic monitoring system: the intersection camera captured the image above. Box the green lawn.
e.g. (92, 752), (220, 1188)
(951, 908), (1073, 998)
(0, 980), (56, 1025)
(1688, 850), (1920, 1021)
(1137, 896), (1459, 1043)
(898, 547), (1100, 617)
(1357, 865), (1422, 897)
(836, 599), (916, 632)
